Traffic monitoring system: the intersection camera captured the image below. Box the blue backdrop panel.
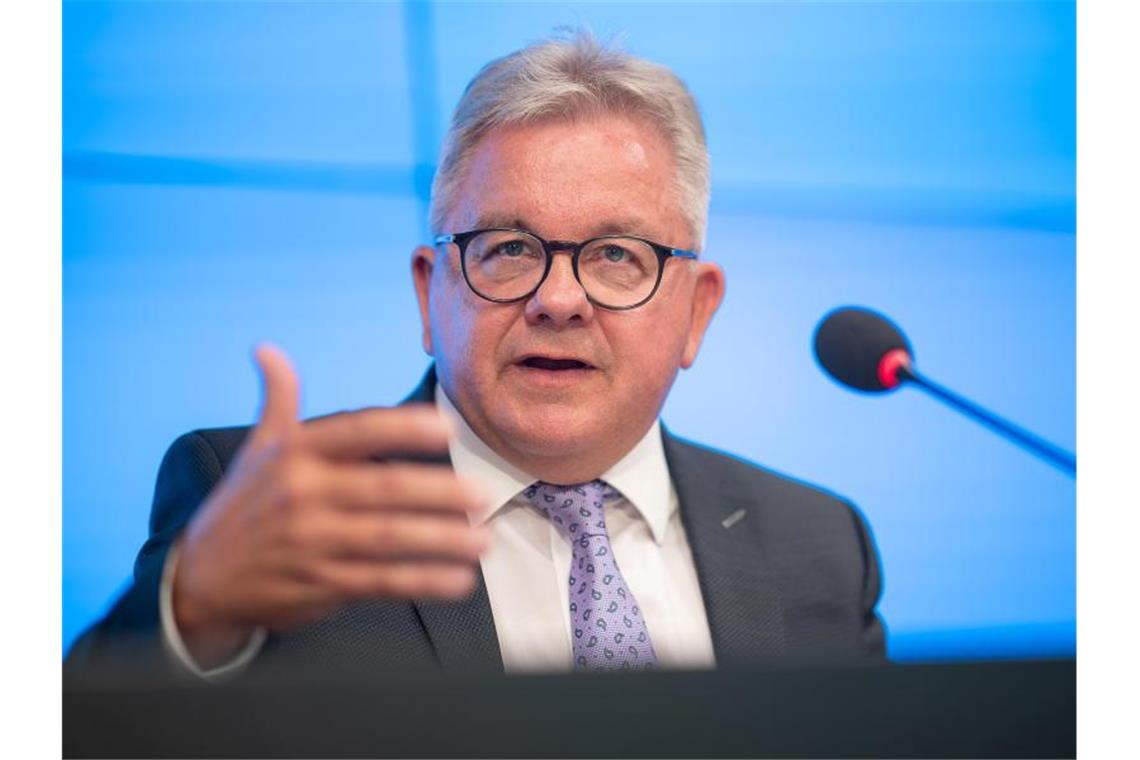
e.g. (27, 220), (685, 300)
(63, 1), (1075, 661)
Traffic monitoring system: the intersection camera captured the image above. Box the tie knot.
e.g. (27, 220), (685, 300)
(522, 480), (618, 541)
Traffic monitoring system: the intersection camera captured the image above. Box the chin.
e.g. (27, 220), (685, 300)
(495, 401), (612, 458)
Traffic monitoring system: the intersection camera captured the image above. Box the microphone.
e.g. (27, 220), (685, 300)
(813, 306), (1076, 477)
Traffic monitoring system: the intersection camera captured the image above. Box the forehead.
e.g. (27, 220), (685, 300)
(450, 113), (685, 241)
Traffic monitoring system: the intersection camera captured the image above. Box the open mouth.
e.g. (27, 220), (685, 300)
(518, 356), (594, 371)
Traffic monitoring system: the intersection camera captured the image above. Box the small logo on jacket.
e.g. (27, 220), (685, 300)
(721, 509), (747, 529)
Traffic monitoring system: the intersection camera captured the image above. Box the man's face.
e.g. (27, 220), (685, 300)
(412, 113), (725, 482)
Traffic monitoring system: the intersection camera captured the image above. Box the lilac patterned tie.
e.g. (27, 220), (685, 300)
(522, 480), (659, 672)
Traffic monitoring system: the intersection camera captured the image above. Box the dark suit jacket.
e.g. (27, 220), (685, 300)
(65, 367), (886, 681)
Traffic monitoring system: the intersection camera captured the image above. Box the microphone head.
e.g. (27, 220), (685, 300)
(813, 306), (913, 392)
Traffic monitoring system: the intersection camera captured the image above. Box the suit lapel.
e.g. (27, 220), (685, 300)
(400, 366), (504, 675)
(412, 576), (503, 676)
(663, 429), (788, 667)
(390, 368), (785, 672)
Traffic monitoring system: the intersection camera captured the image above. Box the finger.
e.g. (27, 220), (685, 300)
(301, 405), (452, 460)
(317, 560), (478, 602)
(305, 512), (492, 563)
(318, 462), (490, 517)
(250, 343), (301, 446)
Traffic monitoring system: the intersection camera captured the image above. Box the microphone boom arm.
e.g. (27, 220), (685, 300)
(898, 366), (1076, 478)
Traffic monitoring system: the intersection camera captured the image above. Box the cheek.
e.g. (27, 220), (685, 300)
(429, 273), (512, 378)
(605, 307), (689, 386)
(430, 272), (477, 366)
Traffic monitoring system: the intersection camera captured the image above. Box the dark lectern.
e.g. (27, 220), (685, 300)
(64, 658), (1074, 758)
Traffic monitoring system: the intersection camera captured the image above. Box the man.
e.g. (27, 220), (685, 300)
(66, 32), (885, 681)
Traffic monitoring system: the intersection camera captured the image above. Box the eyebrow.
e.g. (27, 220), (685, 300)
(473, 214), (531, 231)
(472, 214), (656, 239)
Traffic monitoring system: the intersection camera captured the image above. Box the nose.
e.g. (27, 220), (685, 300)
(524, 251), (595, 327)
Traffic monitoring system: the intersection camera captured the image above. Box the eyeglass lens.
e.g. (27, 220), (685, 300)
(464, 230), (659, 308)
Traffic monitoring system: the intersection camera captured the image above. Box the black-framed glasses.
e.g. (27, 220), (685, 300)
(433, 228), (699, 310)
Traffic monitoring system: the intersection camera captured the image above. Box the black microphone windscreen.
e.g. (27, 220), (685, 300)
(813, 307), (912, 392)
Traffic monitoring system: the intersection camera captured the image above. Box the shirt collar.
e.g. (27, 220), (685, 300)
(435, 384), (675, 545)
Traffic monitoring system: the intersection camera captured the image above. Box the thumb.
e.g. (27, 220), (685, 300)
(250, 343), (300, 445)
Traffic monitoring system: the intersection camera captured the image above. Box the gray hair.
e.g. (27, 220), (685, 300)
(428, 31), (710, 247)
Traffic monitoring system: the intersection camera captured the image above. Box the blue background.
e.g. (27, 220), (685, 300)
(64, 1), (1076, 661)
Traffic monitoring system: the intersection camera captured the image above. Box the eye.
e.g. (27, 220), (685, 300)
(492, 239), (529, 258)
(601, 245), (629, 263)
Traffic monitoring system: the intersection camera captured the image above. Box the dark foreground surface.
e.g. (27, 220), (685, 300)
(64, 658), (1074, 758)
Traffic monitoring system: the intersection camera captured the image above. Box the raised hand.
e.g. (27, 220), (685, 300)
(170, 345), (490, 667)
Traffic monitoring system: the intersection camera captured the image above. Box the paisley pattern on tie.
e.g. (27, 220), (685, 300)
(522, 480), (659, 672)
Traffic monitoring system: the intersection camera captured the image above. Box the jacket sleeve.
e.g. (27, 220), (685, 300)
(64, 432), (228, 683)
(848, 501), (888, 663)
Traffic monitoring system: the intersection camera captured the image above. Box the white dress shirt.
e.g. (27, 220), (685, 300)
(437, 386), (716, 673)
(160, 387), (716, 677)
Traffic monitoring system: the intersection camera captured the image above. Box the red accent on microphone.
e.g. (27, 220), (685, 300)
(877, 348), (912, 389)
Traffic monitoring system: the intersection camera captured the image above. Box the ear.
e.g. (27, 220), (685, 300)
(680, 262), (726, 369)
(411, 244), (436, 356)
